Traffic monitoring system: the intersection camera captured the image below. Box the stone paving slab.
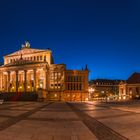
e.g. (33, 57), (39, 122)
(29, 111), (79, 119)
(0, 110), (28, 117)
(85, 109), (132, 119)
(0, 116), (9, 123)
(111, 107), (140, 113)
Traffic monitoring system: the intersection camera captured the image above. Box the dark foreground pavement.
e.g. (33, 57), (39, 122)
(0, 101), (139, 140)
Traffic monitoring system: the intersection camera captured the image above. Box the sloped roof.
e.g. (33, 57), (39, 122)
(127, 72), (140, 84)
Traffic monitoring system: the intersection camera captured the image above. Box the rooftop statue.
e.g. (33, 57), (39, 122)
(21, 41), (30, 49)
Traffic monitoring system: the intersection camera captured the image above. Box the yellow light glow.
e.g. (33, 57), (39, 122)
(27, 86), (30, 89)
(88, 88), (95, 92)
(123, 96), (126, 100)
(85, 98), (89, 101)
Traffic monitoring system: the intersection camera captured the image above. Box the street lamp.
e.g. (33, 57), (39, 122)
(88, 87), (95, 101)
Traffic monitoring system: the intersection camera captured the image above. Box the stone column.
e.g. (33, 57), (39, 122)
(44, 68), (47, 90)
(124, 84), (127, 95)
(7, 71), (10, 92)
(24, 70), (27, 93)
(16, 71), (18, 92)
(33, 69), (36, 92)
(1, 72), (5, 91)
(0, 72), (2, 91)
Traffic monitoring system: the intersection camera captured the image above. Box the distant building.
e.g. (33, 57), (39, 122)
(89, 79), (123, 100)
(0, 41), (89, 101)
(119, 72), (140, 99)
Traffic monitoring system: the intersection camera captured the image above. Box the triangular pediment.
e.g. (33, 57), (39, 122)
(4, 41), (50, 57)
(5, 48), (47, 57)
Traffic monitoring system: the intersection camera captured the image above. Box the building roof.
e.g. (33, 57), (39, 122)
(4, 42), (51, 57)
(127, 72), (140, 84)
(89, 79), (124, 86)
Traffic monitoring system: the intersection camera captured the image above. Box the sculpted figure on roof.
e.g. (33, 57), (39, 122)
(22, 41), (30, 49)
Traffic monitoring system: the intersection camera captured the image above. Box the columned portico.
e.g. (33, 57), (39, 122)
(0, 72), (2, 90)
(0, 66), (50, 93)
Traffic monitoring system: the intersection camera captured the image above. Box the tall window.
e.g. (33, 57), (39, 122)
(44, 56), (46, 61)
(37, 56), (39, 61)
(136, 87), (139, 94)
(40, 56), (42, 60)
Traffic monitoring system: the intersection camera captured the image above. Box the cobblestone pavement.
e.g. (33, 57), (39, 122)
(0, 101), (140, 140)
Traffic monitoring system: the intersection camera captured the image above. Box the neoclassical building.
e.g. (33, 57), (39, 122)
(0, 42), (89, 101)
(119, 72), (140, 100)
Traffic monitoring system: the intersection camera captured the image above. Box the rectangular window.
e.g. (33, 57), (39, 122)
(40, 56), (42, 60)
(44, 56), (46, 61)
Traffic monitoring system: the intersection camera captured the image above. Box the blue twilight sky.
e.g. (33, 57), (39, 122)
(0, 0), (140, 80)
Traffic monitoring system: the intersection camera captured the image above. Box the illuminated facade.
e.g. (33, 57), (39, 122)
(0, 42), (89, 101)
(89, 79), (122, 100)
(119, 73), (140, 100)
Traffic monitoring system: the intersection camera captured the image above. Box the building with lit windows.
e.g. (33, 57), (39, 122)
(89, 79), (122, 100)
(0, 42), (89, 101)
(119, 72), (140, 100)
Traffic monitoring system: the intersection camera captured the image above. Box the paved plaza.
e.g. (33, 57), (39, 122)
(0, 101), (140, 140)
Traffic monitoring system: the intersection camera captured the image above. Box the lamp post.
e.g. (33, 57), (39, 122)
(88, 87), (95, 101)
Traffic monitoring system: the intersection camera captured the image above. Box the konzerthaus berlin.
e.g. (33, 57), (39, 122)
(0, 42), (89, 101)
